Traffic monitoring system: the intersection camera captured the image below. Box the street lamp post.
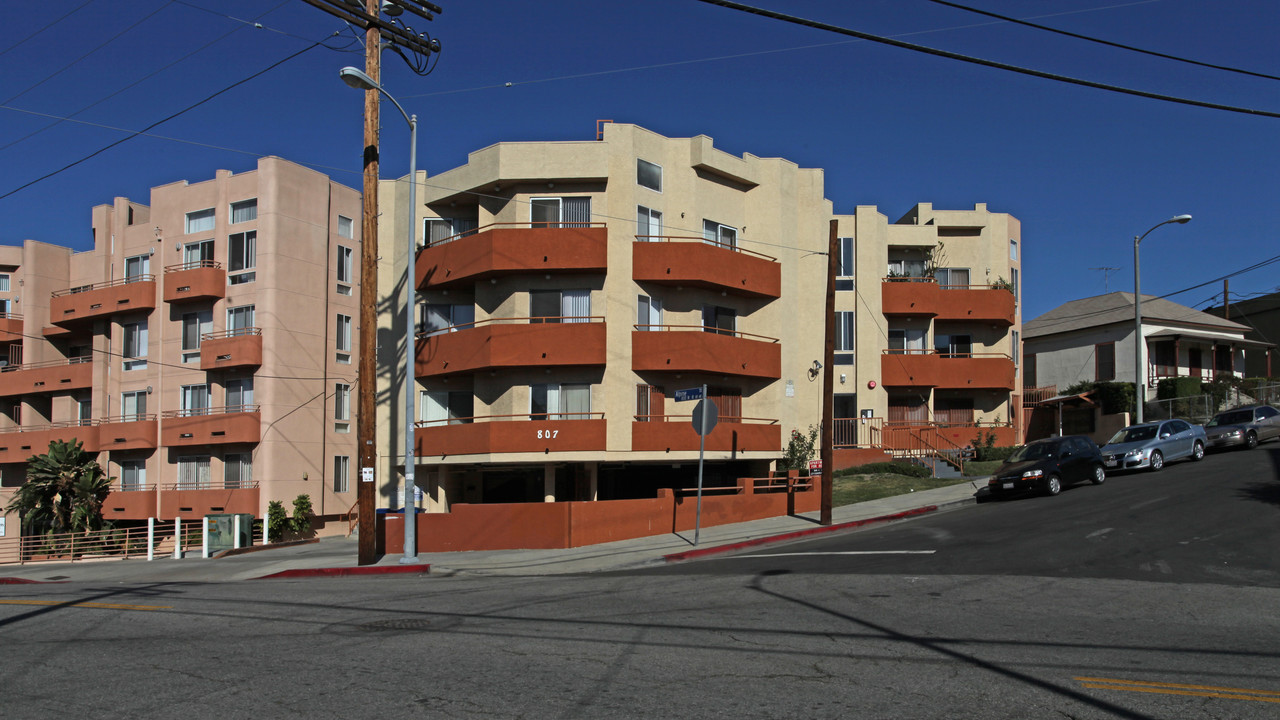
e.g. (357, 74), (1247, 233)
(340, 66), (420, 564)
(1133, 214), (1192, 425)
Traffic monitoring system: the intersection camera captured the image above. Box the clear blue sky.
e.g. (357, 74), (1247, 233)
(2, 0), (1278, 321)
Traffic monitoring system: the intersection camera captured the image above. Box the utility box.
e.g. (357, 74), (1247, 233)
(205, 513), (254, 554)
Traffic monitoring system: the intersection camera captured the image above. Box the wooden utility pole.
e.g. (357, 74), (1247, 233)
(1224, 279), (1230, 320)
(820, 219), (837, 525)
(355, 0), (381, 565)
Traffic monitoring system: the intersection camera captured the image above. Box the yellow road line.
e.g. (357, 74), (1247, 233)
(0, 599), (170, 611)
(1076, 676), (1280, 704)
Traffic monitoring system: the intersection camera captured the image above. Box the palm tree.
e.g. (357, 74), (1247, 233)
(4, 439), (112, 537)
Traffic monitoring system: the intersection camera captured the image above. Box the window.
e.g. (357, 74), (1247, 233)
(182, 310), (212, 357)
(702, 305), (736, 336)
(77, 396), (92, 424)
(636, 206), (662, 241)
(423, 217), (477, 246)
(422, 303), (475, 335)
(637, 159), (662, 192)
(1011, 267), (1019, 305)
(636, 384), (664, 422)
(227, 305), (255, 334)
(834, 394), (857, 419)
(531, 197), (591, 228)
(338, 215), (354, 240)
(124, 254), (150, 281)
(120, 459), (146, 492)
(836, 311), (854, 351)
(335, 383), (350, 421)
(181, 384), (210, 416)
(122, 390), (147, 421)
(1096, 342), (1116, 381)
(702, 220), (737, 250)
(837, 237), (854, 286)
(229, 230), (256, 284)
(637, 295), (662, 330)
(530, 383), (590, 420)
(935, 268), (970, 288)
(226, 378), (253, 411)
(0, 274), (10, 292)
(186, 208), (214, 235)
(935, 333), (972, 358)
(530, 290), (590, 323)
(1153, 341), (1176, 376)
(336, 314), (352, 352)
(230, 199), (257, 224)
(333, 456), (350, 493)
(1012, 330), (1020, 366)
(1010, 239), (1018, 261)
(123, 321), (147, 370)
(419, 390), (474, 425)
(888, 328), (926, 354)
(224, 453), (252, 489)
(183, 240), (214, 268)
(337, 245), (353, 288)
(177, 456), (211, 490)
(1025, 353), (1038, 387)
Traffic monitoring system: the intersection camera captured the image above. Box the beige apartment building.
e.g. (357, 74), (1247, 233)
(375, 123), (1023, 514)
(0, 157), (362, 534)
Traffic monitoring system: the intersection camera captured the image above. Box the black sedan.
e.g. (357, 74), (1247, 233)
(987, 435), (1107, 498)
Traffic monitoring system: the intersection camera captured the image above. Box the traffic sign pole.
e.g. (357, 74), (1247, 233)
(694, 384), (707, 546)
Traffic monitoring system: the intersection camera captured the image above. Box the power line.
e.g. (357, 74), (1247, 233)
(692, 0), (1280, 120)
(0, 0), (97, 58)
(925, 0), (1280, 83)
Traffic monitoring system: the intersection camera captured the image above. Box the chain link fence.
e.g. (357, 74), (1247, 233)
(1145, 383), (1280, 424)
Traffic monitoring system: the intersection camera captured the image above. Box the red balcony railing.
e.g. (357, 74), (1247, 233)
(200, 327), (263, 371)
(415, 413), (607, 456)
(631, 415), (780, 453)
(881, 350), (1015, 390)
(164, 261), (226, 303)
(0, 356), (92, 397)
(417, 222), (607, 290)
(632, 325), (780, 379)
(416, 317), (605, 377)
(50, 275), (156, 325)
(633, 235), (781, 299)
(160, 405), (261, 447)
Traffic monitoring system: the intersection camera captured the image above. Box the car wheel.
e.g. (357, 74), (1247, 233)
(1149, 450), (1164, 472)
(1044, 474), (1062, 496)
(1246, 432), (1258, 450)
(1091, 464), (1106, 485)
(1191, 441), (1205, 461)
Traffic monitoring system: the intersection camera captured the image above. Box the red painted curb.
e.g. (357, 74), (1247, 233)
(0, 577), (54, 584)
(256, 564), (431, 579)
(663, 505), (938, 563)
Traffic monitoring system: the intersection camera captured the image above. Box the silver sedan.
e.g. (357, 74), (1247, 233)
(1100, 419), (1207, 472)
(1204, 405), (1280, 450)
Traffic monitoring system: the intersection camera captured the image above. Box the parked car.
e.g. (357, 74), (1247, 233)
(1100, 419), (1206, 472)
(987, 435), (1106, 497)
(1204, 405), (1280, 450)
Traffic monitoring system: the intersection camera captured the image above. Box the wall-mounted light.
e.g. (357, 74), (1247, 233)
(840, 374), (846, 384)
(146, 386), (153, 394)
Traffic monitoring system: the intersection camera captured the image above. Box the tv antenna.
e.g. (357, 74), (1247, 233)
(1090, 266), (1121, 292)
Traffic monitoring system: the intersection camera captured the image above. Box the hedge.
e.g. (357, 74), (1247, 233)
(835, 461), (931, 479)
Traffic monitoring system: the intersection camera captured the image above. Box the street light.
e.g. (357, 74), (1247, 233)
(340, 66), (420, 564)
(1133, 214), (1192, 425)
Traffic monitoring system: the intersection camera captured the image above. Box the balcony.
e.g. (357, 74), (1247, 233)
(416, 318), (606, 378)
(881, 278), (1016, 326)
(0, 422), (99, 464)
(158, 482), (260, 520)
(50, 276), (156, 326)
(200, 328), (263, 371)
(414, 414), (607, 457)
(97, 415), (159, 451)
(0, 313), (22, 342)
(161, 406), (261, 447)
(0, 357), (92, 397)
(880, 350), (1015, 390)
(631, 416), (780, 453)
(632, 327), (781, 379)
(164, 261), (226, 304)
(416, 223), (608, 291)
(633, 237), (781, 299)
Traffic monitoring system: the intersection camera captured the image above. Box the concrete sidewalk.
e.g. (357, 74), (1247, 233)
(0, 479), (985, 584)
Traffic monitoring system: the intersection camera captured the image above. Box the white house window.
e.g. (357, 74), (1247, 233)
(530, 383), (591, 420)
(335, 383), (350, 421)
(230, 199), (257, 224)
(530, 290), (590, 324)
(226, 378), (253, 411)
(177, 456), (211, 490)
(702, 220), (737, 250)
(121, 390), (147, 421)
(836, 312), (855, 351)
(423, 217), (478, 247)
(229, 230), (256, 284)
(935, 268), (971, 289)
(181, 384), (211, 416)
(338, 215), (354, 239)
(333, 456), (350, 493)
(1010, 239), (1018, 261)
(637, 295), (662, 330)
(0, 274), (11, 292)
(888, 328), (927, 354)
(182, 310), (212, 362)
(702, 305), (736, 335)
(122, 321), (147, 370)
(186, 208), (215, 235)
(422, 304), (475, 335)
(531, 197), (591, 228)
(337, 245), (353, 293)
(336, 314), (352, 363)
(120, 459), (146, 492)
(183, 240), (214, 268)
(636, 206), (662, 241)
(637, 159), (662, 192)
(124, 254), (150, 281)
(227, 305), (255, 334)
(224, 453), (252, 489)
(419, 390), (473, 425)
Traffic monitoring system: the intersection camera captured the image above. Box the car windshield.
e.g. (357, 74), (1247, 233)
(1108, 426), (1157, 444)
(1208, 410), (1252, 427)
(1008, 442), (1054, 462)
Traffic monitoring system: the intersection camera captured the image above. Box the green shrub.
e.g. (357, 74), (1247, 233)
(781, 425), (819, 470)
(962, 460), (1003, 476)
(1157, 377), (1201, 400)
(977, 446), (1018, 462)
(291, 494), (314, 536)
(266, 500), (287, 543)
(836, 461), (930, 478)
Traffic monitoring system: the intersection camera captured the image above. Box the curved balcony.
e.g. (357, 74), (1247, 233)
(880, 350), (1015, 390)
(161, 406), (261, 447)
(882, 278), (1015, 326)
(164, 261), (226, 304)
(159, 482), (260, 520)
(0, 357), (92, 397)
(632, 326), (780, 379)
(416, 222), (607, 291)
(97, 414), (159, 451)
(633, 236), (780, 299)
(414, 414), (607, 457)
(200, 328), (262, 371)
(0, 313), (22, 342)
(631, 415), (780, 453)
(416, 318), (606, 378)
(51, 276), (156, 326)
(0, 422), (98, 464)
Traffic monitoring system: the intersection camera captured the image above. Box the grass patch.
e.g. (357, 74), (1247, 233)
(962, 460), (1003, 477)
(832, 473), (977, 507)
